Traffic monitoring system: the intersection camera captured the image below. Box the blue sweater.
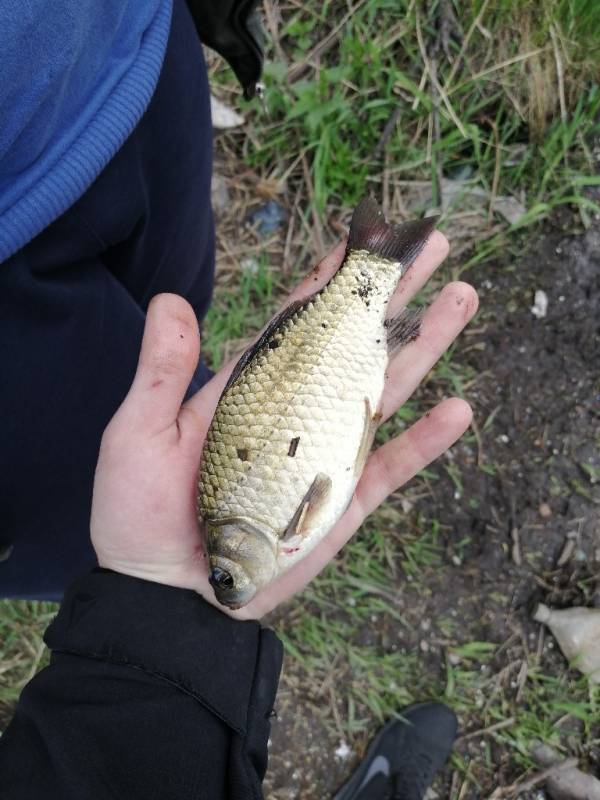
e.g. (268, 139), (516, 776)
(0, 0), (172, 263)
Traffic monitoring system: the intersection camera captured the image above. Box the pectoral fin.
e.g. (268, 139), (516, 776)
(281, 472), (332, 542)
(354, 398), (381, 477)
(385, 307), (423, 357)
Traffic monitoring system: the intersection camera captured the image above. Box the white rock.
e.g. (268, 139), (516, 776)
(531, 289), (549, 318)
(210, 94), (245, 129)
(335, 741), (352, 760)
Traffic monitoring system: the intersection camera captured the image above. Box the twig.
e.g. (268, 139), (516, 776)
(469, 412), (484, 468)
(430, 55), (444, 208)
(382, 149), (391, 218)
(415, 11), (467, 139)
(549, 25), (567, 126)
(444, 0), (491, 89)
(328, 684), (347, 743)
(448, 48), (549, 97)
(374, 106), (403, 157)
(511, 525), (522, 567)
(557, 531), (578, 567)
(488, 758), (579, 799)
(456, 717), (515, 744)
(487, 118), (501, 226)
(301, 154), (325, 256)
(263, 0), (287, 65)
(282, 201), (296, 275)
(411, 66), (429, 111)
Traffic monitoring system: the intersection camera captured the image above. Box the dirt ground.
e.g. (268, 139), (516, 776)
(264, 216), (600, 799)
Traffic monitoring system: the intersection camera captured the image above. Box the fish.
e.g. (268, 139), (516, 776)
(197, 197), (438, 608)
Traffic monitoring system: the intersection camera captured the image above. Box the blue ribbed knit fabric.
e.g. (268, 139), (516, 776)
(0, 0), (172, 263)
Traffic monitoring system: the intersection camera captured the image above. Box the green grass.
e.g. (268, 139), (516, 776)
(0, 601), (55, 709)
(211, 0), (600, 265)
(203, 253), (277, 369)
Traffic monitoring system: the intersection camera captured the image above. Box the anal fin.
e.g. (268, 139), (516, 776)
(385, 307), (423, 357)
(281, 472), (332, 542)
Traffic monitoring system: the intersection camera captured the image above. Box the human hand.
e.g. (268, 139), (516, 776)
(91, 232), (478, 620)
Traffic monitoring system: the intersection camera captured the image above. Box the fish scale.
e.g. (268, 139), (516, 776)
(197, 198), (438, 608)
(200, 252), (396, 538)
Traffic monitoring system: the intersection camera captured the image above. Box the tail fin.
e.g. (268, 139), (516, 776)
(348, 197), (438, 267)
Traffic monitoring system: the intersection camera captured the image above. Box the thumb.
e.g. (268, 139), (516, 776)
(117, 294), (200, 435)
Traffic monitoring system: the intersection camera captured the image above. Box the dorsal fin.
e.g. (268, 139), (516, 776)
(348, 197), (438, 266)
(224, 296), (313, 391)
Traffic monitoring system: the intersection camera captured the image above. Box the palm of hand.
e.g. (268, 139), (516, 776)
(91, 236), (477, 620)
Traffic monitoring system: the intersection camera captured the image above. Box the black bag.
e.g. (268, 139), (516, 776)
(185, 0), (265, 98)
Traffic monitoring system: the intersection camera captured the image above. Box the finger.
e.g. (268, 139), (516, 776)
(380, 281), (479, 421)
(352, 397), (472, 522)
(243, 397), (472, 618)
(288, 239), (347, 301)
(117, 294), (200, 435)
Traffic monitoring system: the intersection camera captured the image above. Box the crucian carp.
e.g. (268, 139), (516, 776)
(197, 197), (437, 608)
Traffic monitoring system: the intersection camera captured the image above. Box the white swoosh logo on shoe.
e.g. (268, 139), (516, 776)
(360, 755), (390, 787)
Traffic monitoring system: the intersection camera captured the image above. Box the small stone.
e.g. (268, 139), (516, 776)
(210, 94), (245, 129)
(240, 256), (259, 275)
(531, 289), (549, 319)
(335, 741), (352, 760)
(539, 502), (552, 518)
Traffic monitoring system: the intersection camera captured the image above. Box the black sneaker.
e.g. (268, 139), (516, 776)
(333, 702), (458, 800)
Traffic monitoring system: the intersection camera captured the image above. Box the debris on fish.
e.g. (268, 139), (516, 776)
(533, 603), (600, 683)
(197, 197), (437, 608)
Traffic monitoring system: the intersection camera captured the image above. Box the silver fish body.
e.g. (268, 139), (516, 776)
(197, 198), (436, 608)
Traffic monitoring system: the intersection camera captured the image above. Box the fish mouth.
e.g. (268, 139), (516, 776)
(205, 518), (278, 609)
(211, 584), (257, 610)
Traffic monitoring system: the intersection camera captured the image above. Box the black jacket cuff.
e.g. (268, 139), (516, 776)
(44, 569), (283, 737)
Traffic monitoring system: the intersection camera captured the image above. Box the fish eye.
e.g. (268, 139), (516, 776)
(210, 567), (234, 590)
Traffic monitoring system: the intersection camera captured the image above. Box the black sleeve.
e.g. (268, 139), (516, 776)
(0, 570), (283, 800)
